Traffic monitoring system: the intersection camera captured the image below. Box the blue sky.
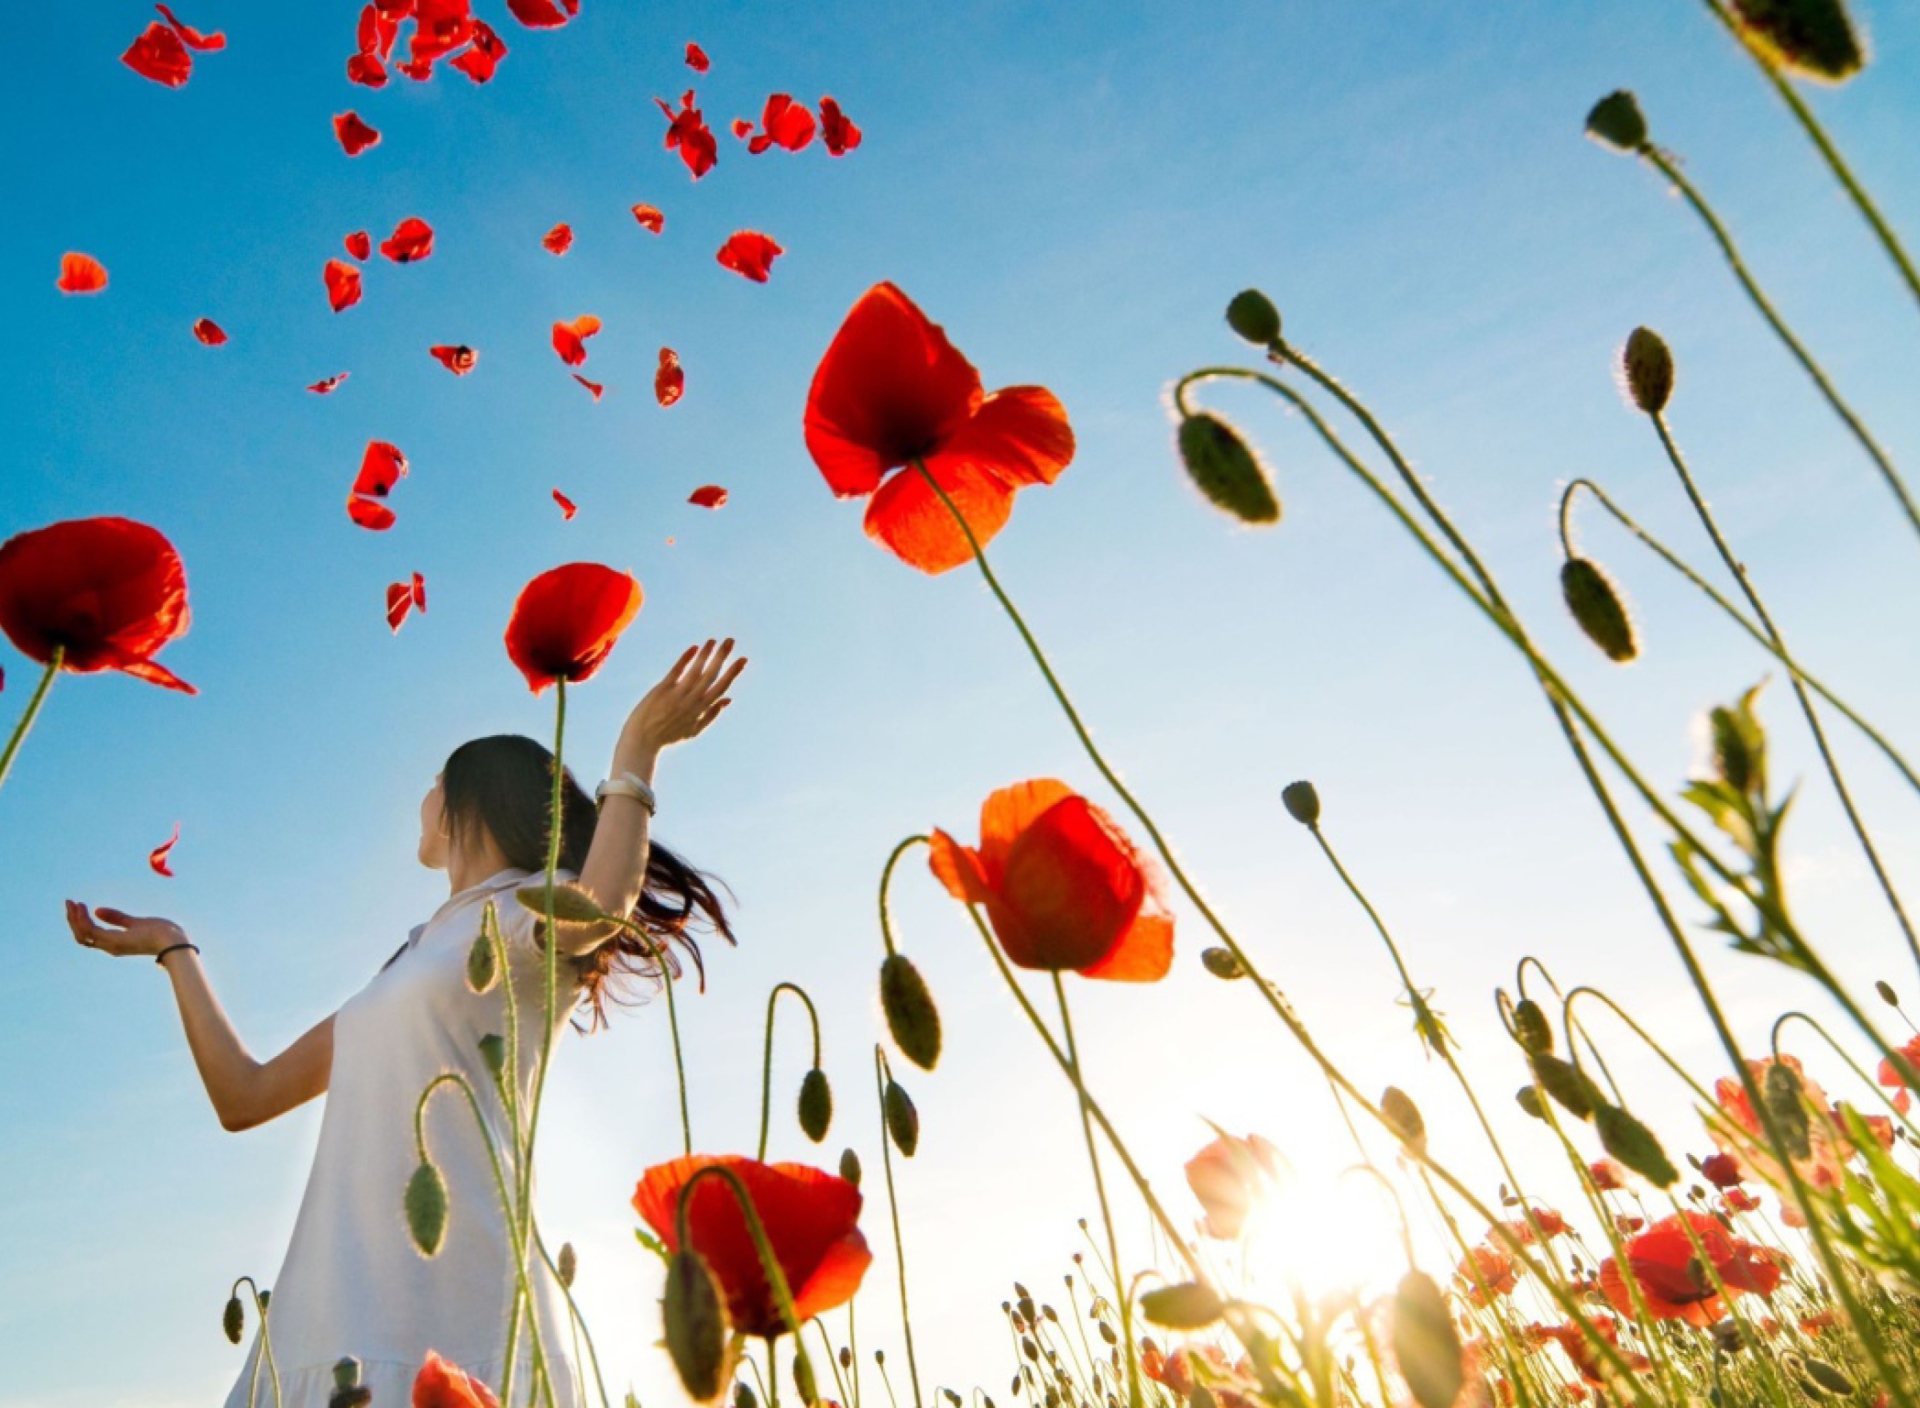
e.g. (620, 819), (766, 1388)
(5, 2), (1920, 1404)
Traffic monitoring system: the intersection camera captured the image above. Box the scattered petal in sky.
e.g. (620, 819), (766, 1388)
(345, 230), (371, 260)
(334, 111), (382, 156)
(820, 97), (862, 155)
(347, 51), (389, 87)
(57, 254), (108, 294)
(656, 90), (717, 179)
(551, 314), (602, 366)
(746, 93), (816, 154)
(572, 374), (604, 401)
(386, 581), (415, 632)
(543, 223), (573, 255)
(716, 231), (783, 282)
(308, 372), (350, 395)
(730, 118), (752, 139)
(121, 23), (192, 87)
(430, 344), (478, 374)
(353, 440), (409, 499)
(347, 497), (396, 531)
(553, 490), (577, 520)
(689, 485), (728, 509)
(149, 821), (181, 877)
(685, 42), (710, 72)
(451, 20), (507, 82)
(324, 259), (363, 312)
(155, 5), (225, 51)
(192, 318), (226, 346)
(380, 216), (434, 263)
(631, 203), (664, 233)
(655, 348), (684, 407)
(505, 0), (577, 29)
(411, 571), (427, 611)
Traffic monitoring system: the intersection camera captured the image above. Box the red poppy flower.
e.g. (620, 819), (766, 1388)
(745, 94), (816, 154)
(412, 1350), (500, 1408)
(1599, 1210), (1784, 1326)
(542, 223), (573, 256)
(450, 19), (506, 81)
(631, 203), (664, 234)
(551, 314), (601, 366)
(380, 217), (434, 263)
(819, 97), (861, 156)
(192, 318), (227, 346)
(430, 344), (477, 375)
(632, 1154), (871, 1340)
(552, 490), (577, 520)
(344, 230), (371, 260)
(325, 259), (362, 312)
(685, 42), (709, 71)
(1724, 1188), (1762, 1213)
(1699, 1152), (1743, 1189)
(1525, 1321), (1648, 1387)
(689, 485), (727, 509)
(149, 821), (181, 876)
(1140, 1342), (1233, 1400)
(1707, 1054), (1850, 1198)
(1834, 1102), (1895, 1151)
(802, 282), (1075, 575)
(0, 517), (195, 693)
(122, 22), (191, 86)
(57, 253), (108, 295)
(308, 372), (350, 395)
(504, 562), (642, 694)
(386, 581), (415, 632)
(571, 374), (604, 401)
(334, 111), (382, 156)
(656, 90), (717, 179)
(1877, 1034), (1920, 1091)
(1183, 1133), (1285, 1240)
(506, 0), (576, 27)
(1587, 1158), (1626, 1192)
(928, 778), (1173, 980)
(716, 231), (783, 283)
(1501, 1209), (1569, 1244)
(655, 348), (684, 407)
(1454, 1245), (1519, 1307)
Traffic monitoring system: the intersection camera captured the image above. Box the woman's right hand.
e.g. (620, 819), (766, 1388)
(65, 900), (187, 959)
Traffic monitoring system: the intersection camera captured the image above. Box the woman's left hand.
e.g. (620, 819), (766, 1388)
(619, 638), (746, 760)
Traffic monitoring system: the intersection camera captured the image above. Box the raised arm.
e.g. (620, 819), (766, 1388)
(64, 901), (333, 1132)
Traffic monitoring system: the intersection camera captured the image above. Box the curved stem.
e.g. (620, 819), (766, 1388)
(1772, 1009), (1920, 1139)
(0, 650), (61, 795)
(878, 835), (927, 956)
(674, 1164), (819, 1396)
(759, 982), (824, 1162)
(872, 1048), (923, 1408)
(231, 1274), (283, 1408)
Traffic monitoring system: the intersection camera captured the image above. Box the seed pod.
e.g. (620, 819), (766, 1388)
(1390, 1271), (1464, 1408)
(222, 1293), (245, 1345)
(1596, 1103), (1679, 1188)
(1877, 980), (1899, 1007)
(1200, 947), (1245, 980)
(1621, 327), (1674, 414)
(479, 1033), (508, 1084)
(1560, 558), (1638, 664)
(881, 953), (943, 1071)
(1516, 1086), (1547, 1120)
(466, 931), (498, 994)
(1510, 999), (1555, 1056)
(665, 1249), (732, 1403)
(1177, 413), (1281, 525)
(799, 1067), (833, 1142)
(839, 1147), (863, 1186)
(557, 1241), (577, 1289)
(1529, 1053), (1601, 1122)
(1728, 0), (1863, 83)
(1098, 1321), (1117, 1346)
(1380, 1086), (1428, 1159)
(405, 1159), (449, 1257)
(1139, 1282), (1225, 1330)
(884, 1078), (920, 1157)
(1764, 1061), (1813, 1159)
(1224, 289), (1282, 347)
(1281, 781), (1320, 827)
(1585, 90), (1649, 151)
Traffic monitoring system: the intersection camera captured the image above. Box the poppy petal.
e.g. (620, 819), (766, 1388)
(730, 117), (753, 140)
(113, 654), (198, 694)
(308, 372), (350, 395)
(156, 5), (225, 51)
(450, 19), (506, 81)
(411, 571), (427, 610)
(324, 259), (362, 312)
(551, 314), (601, 366)
(630, 203), (664, 233)
(192, 317), (227, 346)
(656, 91), (718, 179)
(655, 347), (684, 407)
(386, 581), (414, 632)
(921, 385), (1076, 493)
(552, 489), (577, 520)
(819, 96), (862, 155)
(685, 42), (709, 71)
(122, 22), (192, 87)
(862, 453), (1015, 575)
(927, 829), (995, 906)
(715, 230), (783, 282)
(149, 821), (182, 876)
(346, 50), (389, 87)
(334, 111), (382, 156)
(379, 216), (434, 262)
(412, 1351), (501, 1408)
(352, 440), (409, 498)
(347, 496), (396, 531)
(506, 0), (573, 27)
(503, 562), (642, 694)
(571, 374), (604, 401)
(974, 779), (1078, 888)
(344, 230), (371, 260)
(749, 93), (815, 153)
(429, 344), (478, 374)
(996, 796), (1148, 972)
(57, 253), (109, 294)
(688, 485), (727, 508)
(543, 222), (573, 255)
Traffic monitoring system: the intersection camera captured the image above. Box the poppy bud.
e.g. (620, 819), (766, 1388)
(479, 1033), (507, 1084)
(1585, 90), (1649, 152)
(1224, 290), (1282, 347)
(1510, 999), (1555, 1055)
(1560, 558), (1638, 664)
(1200, 947), (1245, 980)
(1139, 1282), (1225, 1330)
(799, 1067), (834, 1142)
(1765, 1061), (1813, 1159)
(1389, 1271), (1464, 1408)
(1380, 1087), (1428, 1159)
(558, 1241), (577, 1288)
(516, 881), (619, 925)
(1621, 327), (1674, 414)
(1710, 698), (1761, 794)
(222, 1293), (244, 1345)
(839, 1347), (853, 1371)
(737, 1381), (759, 1408)
(1877, 980), (1899, 1006)
(839, 1147), (862, 1186)
(1177, 414), (1281, 525)
(1595, 1103), (1679, 1187)
(1280, 781), (1320, 827)
(794, 1349), (819, 1404)
(1728, 0), (1863, 83)
(405, 1159), (449, 1257)
(466, 931), (498, 994)
(880, 953), (942, 1071)
(665, 1249), (732, 1403)
(884, 1078), (920, 1157)
(1799, 1356), (1855, 1395)
(328, 1357), (373, 1408)
(1528, 1053), (1601, 1122)
(258, 1289), (270, 1309)
(1516, 1086), (1547, 1120)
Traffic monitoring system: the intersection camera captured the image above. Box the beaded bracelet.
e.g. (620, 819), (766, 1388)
(155, 941), (200, 966)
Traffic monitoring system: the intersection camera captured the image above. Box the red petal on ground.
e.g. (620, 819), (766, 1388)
(347, 51), (389, 86)
(542, 222), (573, 255)
(746, 93), (815, 154)
(386, 581), (414, 632)
(352, 440), (409, 498)
(551, 314), (601, 366)
(156, 5), (225, 49)
(411, 571), (427, 610)
(685, 42), (709, 71)
(630, 203), (664, 233)
(571, 374), (604, 401)
(308, 372), (350, 394)
(715, 230), (783, 282)
(57, 253), (109, 294)
(654, 348), (684, 407)
(379, 216), (434, 263)
(334, 111), (382, 156)
(450, 19), (507, 81)
(429, 344), (478, 374)
(345, 230), (372, 260)
(505, 0), (572, 27)
(819, 96), (862, 155)
(192, 318), (227, 346)
(552, 490), (577, 520)
(324, 259), (363, 312)
(347, 496), (396, 531)
(122, 22), (192, 87)
(689, 485), (727, 509)
(149, 821), (182, 877)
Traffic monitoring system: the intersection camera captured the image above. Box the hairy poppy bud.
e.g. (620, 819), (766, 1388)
(1877, 980), (1900, 1007)
(557, 1241), (577, 1289)
(1390, 1271), (1464, 1408)
(1560, 558), (1638, 664)
(1280, 781), (1320, 827)
(1380, 1086), (1428, 1158)
(405, 1159), (449, 1256)
(1510, 999), (1555, 1056)
(1200, 947), (1246, 980)
(799, 1067), (833, 1142)
(1177, 413), (1281, 525)
(1621, 327), (1674, 414)
(222, 1293), (244, 1345)
(1224, 290), (1282, 347)
(1765, 1061), (1813, 1159)
(1596, 1103), (1679, 1187)
(665, 1249), (732, 1403)
(466, 931), (498, 994)
(839, 1146), (862, 1186)
(884, 1078), (920, 1157)
(1529, 1053), (1601, 1122)
(479, 1033), (507, 1084)
(880, 953), (942, 1071)
(1139, 1282), (1225, 1330)
(1585, 90), (1648, 151)
(329, 1357), (373, 1408)
(1729, 0), (1863, 82)
(515, 882), (617, 925)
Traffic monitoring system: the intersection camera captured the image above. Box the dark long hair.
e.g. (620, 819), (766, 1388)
(441, 733), (737, 1034)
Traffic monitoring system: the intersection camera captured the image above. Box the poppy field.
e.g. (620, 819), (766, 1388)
(7, 3), (1920, 1407)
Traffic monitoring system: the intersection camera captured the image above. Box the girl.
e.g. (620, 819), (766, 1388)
(64, 637), (747, 1407)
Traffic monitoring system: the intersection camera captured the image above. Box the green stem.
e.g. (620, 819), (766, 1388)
(878, 835), (924, 956)
(872, 1047), (924, 1408)
(0, 651), (61, 796)
(758, 982), (823, 1162)
(674, 1165), (819, 1397)
(232, 1274), (283, 1408)
(536, 1226), (615, 1408)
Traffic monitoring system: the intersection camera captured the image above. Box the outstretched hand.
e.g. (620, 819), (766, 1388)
(619, 638), (746, 760)
(64, 900), (186, 959)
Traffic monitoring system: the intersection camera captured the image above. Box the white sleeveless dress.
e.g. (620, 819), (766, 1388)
(222, 867), (590, 1408)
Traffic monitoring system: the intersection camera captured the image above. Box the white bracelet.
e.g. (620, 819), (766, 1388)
(594, 772), (657, 816)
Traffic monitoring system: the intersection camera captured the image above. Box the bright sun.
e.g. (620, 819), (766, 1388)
(1237, 1163), (1413, 1307)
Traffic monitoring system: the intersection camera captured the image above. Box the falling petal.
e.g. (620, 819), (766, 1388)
(380, 216), (434, 263)
(553, 490), (577, 520)
(192, 317), (227, 345)
(689, 485), (728, 509)
(745, 94), (815, 154)
(348, 496), (396, 531)
(352, 440), (409, 498)
(716, 230), (783, 282)
(450, 19), (507, 82)
(308, 372), (350, 395)
(685, 42), (709, 71)
(345, 230), (372, 260)
(631, 203), (664, 233)
(655, 90), (717, 179)
(551, 314), (602, 366)
(429, 344), (478, 375)
(543, 222), (574, 255)
(655, 347), (685, 407)
(324, 259), (363, 312)
(149, 821), (182, 877)
(819, 97), (862, 155)
(347, 51), (389, 87)
(122, 22), (192, 87)
(572, 374), (604, 401)
(156, 5), (225, 50)
(386, 581), (415, 632)
(506, 0), (576, 27)
(334, 111), (382, 156)
(730, 117), (753, 139)
(57, 253), (109, 294)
